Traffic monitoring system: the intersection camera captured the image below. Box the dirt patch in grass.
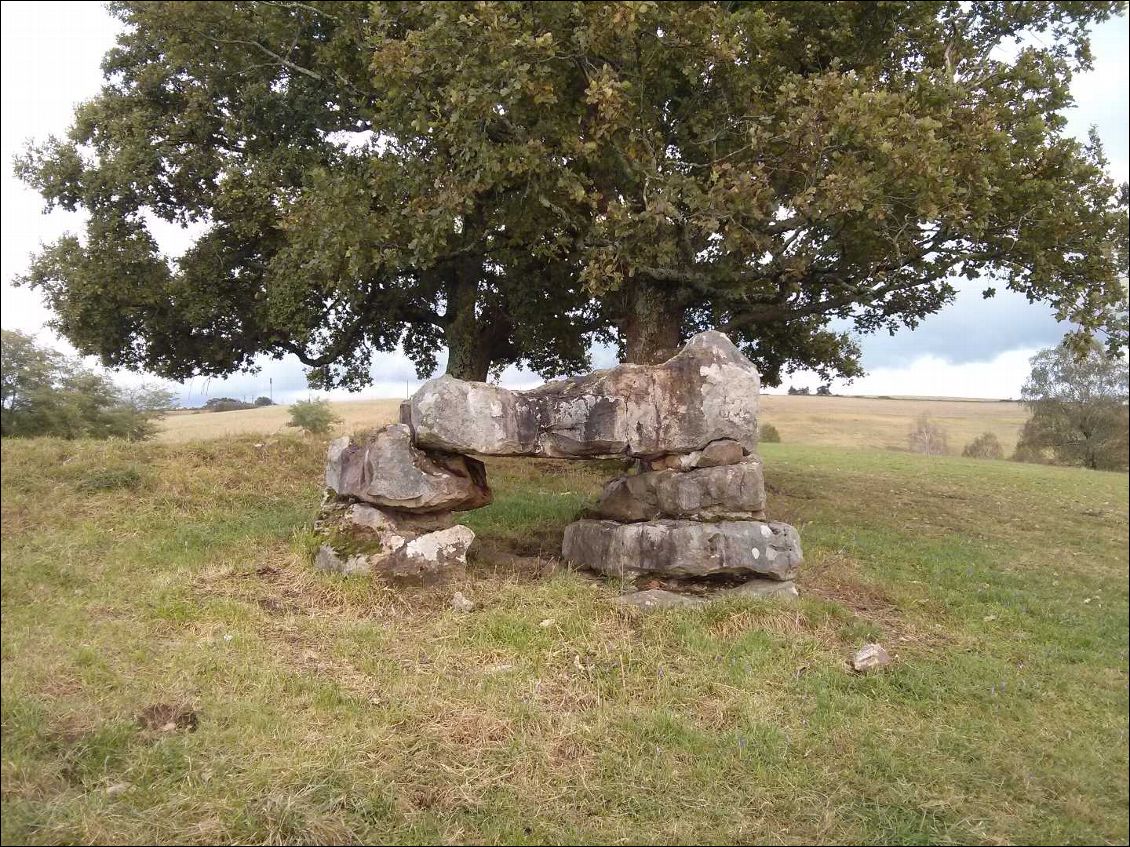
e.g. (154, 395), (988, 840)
(137, 703), (198, 733)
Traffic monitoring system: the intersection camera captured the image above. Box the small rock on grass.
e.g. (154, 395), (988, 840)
(450, 591), (475, 613)
(851, 643), (892, 673)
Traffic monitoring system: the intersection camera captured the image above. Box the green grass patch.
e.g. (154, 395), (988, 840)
(1, 436), (1126, 844)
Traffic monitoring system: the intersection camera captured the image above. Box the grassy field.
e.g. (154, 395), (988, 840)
(159, 394), (1029, 455)
(2, 432), (1126, 844)
(159, 399), (403, 443)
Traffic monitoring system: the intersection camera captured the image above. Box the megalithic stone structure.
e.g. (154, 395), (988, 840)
(313, 330), (802, 598)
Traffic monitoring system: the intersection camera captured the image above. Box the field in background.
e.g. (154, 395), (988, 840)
(759, 395), (1028, 453)
(159, 394), (1029, 454)
(159, 399), (402, 443)
(2, 435), (1126, 844)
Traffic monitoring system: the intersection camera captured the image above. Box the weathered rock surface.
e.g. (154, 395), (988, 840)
(325, 424), (491, 512)
(562, 519), (802, 580)
(450, 591), (475, 613)
(375, 525), (475, 585)
(615, 589), (706, 610)
(404, 331), (759, 459)
(313, 499), (464, 577)
(645, 439), (746, 471)
(614, 579), (799, 611)
(594, 457), (765, 522)
(722, 579), (799, 600)
(851, 643), (893, 673)
(314, 544), (371, 576)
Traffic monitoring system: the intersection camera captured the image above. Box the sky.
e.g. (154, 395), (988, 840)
(1, 3), (1127, 405)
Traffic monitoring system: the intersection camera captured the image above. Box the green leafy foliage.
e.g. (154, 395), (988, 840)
(286, 399), (341, 435)
(963, 432), (1005, 460)
(203, 397), (255, 413)
(1, 330), (174, 440)
(13, 2), (1128, 387)
(1015, 340), (1129, 470)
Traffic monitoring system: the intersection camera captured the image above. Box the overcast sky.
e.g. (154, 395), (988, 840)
(2, 2), (1127, 404)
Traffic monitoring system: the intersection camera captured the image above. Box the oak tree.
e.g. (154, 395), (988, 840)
(17, 2), (1130, 389)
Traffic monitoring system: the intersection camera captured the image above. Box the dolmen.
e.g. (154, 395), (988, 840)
(314, 331), (802, 600)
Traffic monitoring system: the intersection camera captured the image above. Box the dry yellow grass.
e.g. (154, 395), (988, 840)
(159, 393), (1029, 455)
(158, 398), (402, 443)
(759, 394), (1029, 453)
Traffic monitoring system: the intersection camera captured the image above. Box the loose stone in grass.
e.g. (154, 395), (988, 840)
(450, 591), (475, 612)
(851, 643), (893, 673)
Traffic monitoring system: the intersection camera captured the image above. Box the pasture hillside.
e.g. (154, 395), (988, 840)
(1, 434), (1126, 844)
(159, 394), (1029, 454)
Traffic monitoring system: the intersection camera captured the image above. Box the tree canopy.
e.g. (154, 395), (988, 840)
(1016, 339), (1129, 470)
(1, 329), (175, 440)
(17, 1), (1129, 388)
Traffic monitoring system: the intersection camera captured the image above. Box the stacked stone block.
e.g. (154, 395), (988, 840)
(315, 330), (802, 598)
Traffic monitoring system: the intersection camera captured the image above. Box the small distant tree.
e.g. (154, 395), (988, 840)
(203, 397), (254, 413)
(759, 423), (781, 443)
(790, 386), (811, 396)
(1, 329), (172, 440)
(1015, 340), (1129, 471)
(287, 399), (341, 435)
(963, 432), (1004, 460)
(908, 414), (948, 456)
(254, 396), (274, 407)
(816, 384), (832, 396)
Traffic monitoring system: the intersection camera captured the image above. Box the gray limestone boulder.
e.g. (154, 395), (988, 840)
(721, 579), (799, 600)
(325, 424), (491, 512)
(313, 499), (474, 583)
(594, 457), (766, 522)
(645, 439), (746, 471)
(403, 331), (759, 459)
(562, 519), (802, 580)
(314, 544), (371, 576)
(375, 525), (475, 585)
(614, 589), (705, 610)
(613, 580), (798, 611)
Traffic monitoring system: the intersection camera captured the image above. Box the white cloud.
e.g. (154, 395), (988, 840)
(772, 348), (1038, 400)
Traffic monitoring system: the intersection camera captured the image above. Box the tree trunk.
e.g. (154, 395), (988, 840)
(622, 277), (683, 364)
(443, 268), (493, 381)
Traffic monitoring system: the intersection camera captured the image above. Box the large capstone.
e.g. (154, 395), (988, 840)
(594, 457), (766, 522)
(325, 423), (491, 512)
(403, 330), (759, 459)
(561, 519), (802, 581)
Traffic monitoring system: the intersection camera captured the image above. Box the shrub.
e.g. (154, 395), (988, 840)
(254, 396), (274, 407)
(1017, 340), (1129, 471)
(963, 432), (1004, 460)
(908, 414), (948, 455)
(1, 330), (173, 441)
(759, 423), (781, 443)
(287, 399), (341, 435)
